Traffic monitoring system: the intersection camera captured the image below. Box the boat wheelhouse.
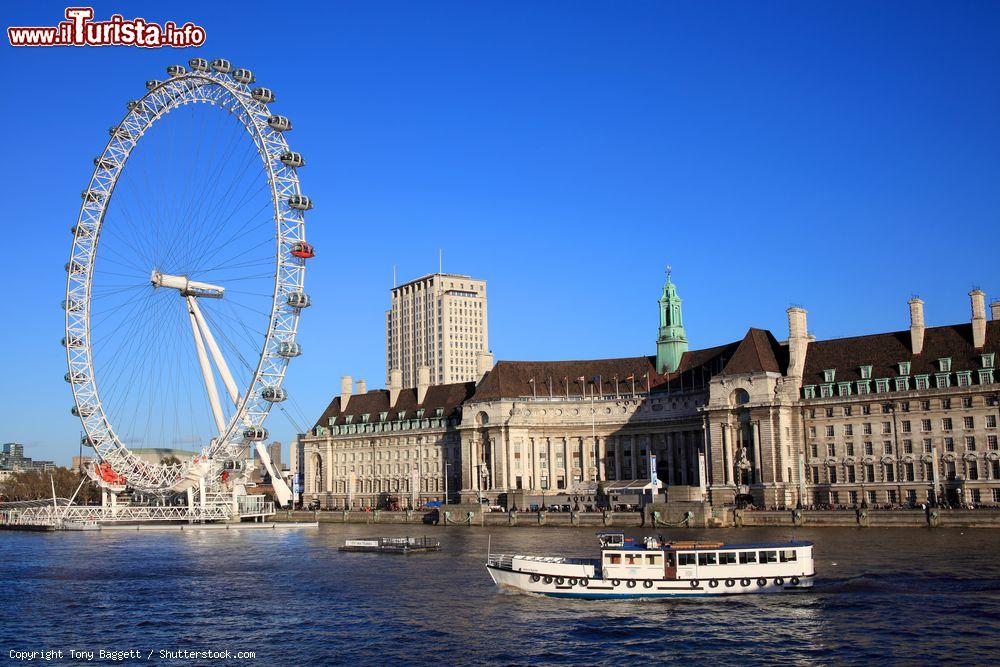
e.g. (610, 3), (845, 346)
(486, 531), (814, 599)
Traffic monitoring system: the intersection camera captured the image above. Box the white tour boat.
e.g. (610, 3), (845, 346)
(486, 532), (814, 599)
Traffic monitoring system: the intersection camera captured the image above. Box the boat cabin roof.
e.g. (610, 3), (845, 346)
(596, 532), (812, 552)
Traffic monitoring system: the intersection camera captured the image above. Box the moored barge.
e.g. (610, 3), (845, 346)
(339, 536), (441, 554)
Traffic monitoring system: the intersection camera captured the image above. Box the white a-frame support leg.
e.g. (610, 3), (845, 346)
(187, 297), (226, 435)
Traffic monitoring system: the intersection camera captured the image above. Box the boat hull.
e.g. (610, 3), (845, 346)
(487, 565), (814, 599)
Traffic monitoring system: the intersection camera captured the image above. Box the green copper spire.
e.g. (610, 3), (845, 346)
(656, 266), (688, 374)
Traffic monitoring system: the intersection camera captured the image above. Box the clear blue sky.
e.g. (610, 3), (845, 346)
(2, 1), (999, 465)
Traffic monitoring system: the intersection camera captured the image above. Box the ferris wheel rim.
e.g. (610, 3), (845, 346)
(65, 64), (309, 493)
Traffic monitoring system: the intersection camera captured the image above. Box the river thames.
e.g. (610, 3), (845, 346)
(1, 524), (998, 664)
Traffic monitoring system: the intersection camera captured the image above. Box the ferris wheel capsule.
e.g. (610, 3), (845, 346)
(93, 156), (116, 171)
(62, 298), (83, 312)
(81, 190), (104, 203)
(290, 242), (314, 259)
(71, 405), (94, 418)
(109, 126), (133, 141)
(126, 100), (149, 112)
(233, 68), (255, 84)
(61, 335), (83, 349)
(166, 64), (186, 77)
(279, 151), (305, 168)
(288, 194), (313, 211)
(145, 79), (161, 91)
(277, 341), (302, 358)
(268, 115), (292, 132)
(65, 261), (84, 274)
(261, 386), (287, 403)
(211, 58), (233, 73)
(188, 57), (210, 72)
(243, 426), (268, 441)
(81, 435), (94, 448)
(65, 371), (87, 383)
(251, 87), (275, 104)
(286, 291), (311, 309)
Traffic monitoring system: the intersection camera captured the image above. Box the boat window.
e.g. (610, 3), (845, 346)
(739, 551), (757, 564)
(760, 550), (778, 564)
(678, 553), (695, 566)
(646, 554), (660, 565)
(625, 554), (640, 565)
(719, 552), (737, 565)
(607, 553), (621, 565)
(697, 552), (717, 566)
(780, 549), (797, 562)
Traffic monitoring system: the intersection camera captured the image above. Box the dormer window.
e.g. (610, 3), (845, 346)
(875, 378), (890, 394)
(820, 384), (833, 398)
(898, 361), (911, 376)
(435, 408), (444, 418)
(397, 411), (406, 420)
(804, 385), (817, 399)
(857, 380), (871, 395)
(982, 353), (995, 369)
(979, 369), (995, 385)
(915, 375), (930, 391)
(935, 373), (951, 389)
(416, 409), (425, 419)
(895, 376), (910, 392)
(838, 382), (852, 396)
(362, 413), (370, 423)
(939, 357), (952, 372)
(379, 411), (388, 421)
(957, 371), (972, 388)
(823, 369), (836, 383)
(860, 365), (873, 380)
(345, 415), (354, 424)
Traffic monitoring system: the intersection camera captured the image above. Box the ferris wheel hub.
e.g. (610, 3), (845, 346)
(150, 270), (225, 298)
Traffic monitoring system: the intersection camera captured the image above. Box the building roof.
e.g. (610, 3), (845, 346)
(471, 339), (743, 401)
(721, 328), (788, 376)
(313, 381), (476, 428)
(801, 320), (999, 385)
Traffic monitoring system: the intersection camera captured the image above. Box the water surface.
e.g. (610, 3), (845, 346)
(1, 524), (998, 664)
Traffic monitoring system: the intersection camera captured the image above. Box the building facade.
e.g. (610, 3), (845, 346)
(304, 274), (1000, 510)
(386, 272), (492, 388)
(299, 373), (472, 509)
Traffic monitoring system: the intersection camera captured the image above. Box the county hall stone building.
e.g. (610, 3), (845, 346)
(298, 274), (1000, 511)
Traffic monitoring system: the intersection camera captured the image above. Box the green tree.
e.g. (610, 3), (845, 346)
(0, 467), (99, 503)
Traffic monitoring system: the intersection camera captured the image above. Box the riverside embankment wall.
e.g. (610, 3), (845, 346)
(276, 508), (1000, 528)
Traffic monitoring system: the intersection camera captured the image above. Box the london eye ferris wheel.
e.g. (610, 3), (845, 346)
(64, 58), (315, 506)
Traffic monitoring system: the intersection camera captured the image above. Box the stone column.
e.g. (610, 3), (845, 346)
(488, 433), (497, 490)
(752, 420), (763, 484)
(546, 437), (554, 489)
(629, 436), (638, 480)
(722, 424), (732, 485)
(324, 440), (333, 493)
(665, 433), (675, 486)
(531, 438), (540, 490)
(597, 437), (607, 481)
(563, 434), (570, 488)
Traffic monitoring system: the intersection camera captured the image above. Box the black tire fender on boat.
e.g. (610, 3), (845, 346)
(757, 577), (767, 587)
(643, 580), (653, 589)
(775, 577), (784, 586)
(709, 579), (719, 588)
(568, 578), (577, 586)
(555, 577), (565, 585)
(611, 579), (621, 587)
(543, 576), (553, 585)
(790, 576), (800, 586)
(690, 579), (699, 588)
(740, 578), (751, 587)
(725, 578), (735, 588)
(626, 580), (637, 588)
(580, 578), (589, 587)
(530, 575), (540, 583)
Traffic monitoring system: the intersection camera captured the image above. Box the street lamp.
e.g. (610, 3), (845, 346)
(444, 461), (450, 506)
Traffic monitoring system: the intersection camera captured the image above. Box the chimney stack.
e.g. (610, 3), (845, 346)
(340, 375), (353, 410)
(356, 379), (367, 395)
(477, 351), (495, 381)
(908, 297), (925, 355)
(389, 368), (403, 407)
(991, 300), (1000, 321)
(786, 307), (809, 377)
(417, 365), (430, 404)
(971, 289), (987, 348)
